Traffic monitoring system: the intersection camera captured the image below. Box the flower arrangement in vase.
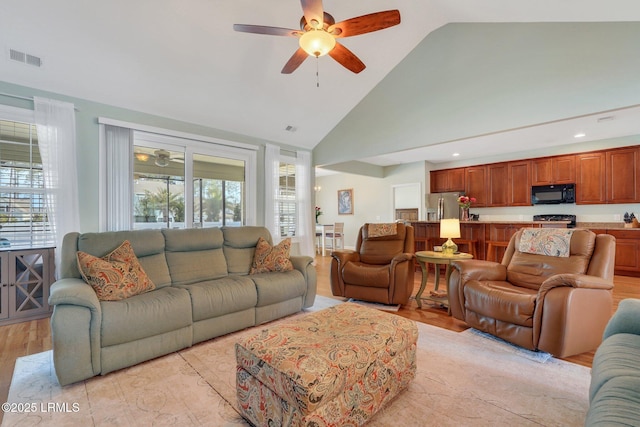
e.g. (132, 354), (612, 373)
(315, 206), (323, 223)
(457, 196), (476, 221)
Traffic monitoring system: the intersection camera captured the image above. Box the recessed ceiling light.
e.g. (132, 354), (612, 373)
(574, 133), (586, 138)
(452, 152), (460, 157)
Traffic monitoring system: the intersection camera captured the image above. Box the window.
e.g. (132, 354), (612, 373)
(0, 118), (53, 247)
(100, 118), (257, 231)
(277, 162), (297, 238)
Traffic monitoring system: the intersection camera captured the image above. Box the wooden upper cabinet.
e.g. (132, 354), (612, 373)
(508, 160), (531, 206)
(465, 165), (487, 207)
(487, 163), (508, 207)
(431, 170), (449, 193)
(576, 152), (606, 204)
(531, 155), (575, 185)
(606, 147), (640, 203)
(430, 168), (465, 193)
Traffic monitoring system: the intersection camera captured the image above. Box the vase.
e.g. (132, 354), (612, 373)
(461, 208), (469, 221)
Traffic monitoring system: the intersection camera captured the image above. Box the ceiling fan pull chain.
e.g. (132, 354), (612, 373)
(316, 56), (320, 88)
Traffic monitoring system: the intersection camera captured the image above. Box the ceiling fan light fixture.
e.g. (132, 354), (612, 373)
(134, 153), (150, 162)
(299, 30), (335, 57)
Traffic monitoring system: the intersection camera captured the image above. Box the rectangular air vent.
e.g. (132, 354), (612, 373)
(9, 49), (42, 67)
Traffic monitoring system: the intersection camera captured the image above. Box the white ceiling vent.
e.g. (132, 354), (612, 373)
(9, 49), (42, 67)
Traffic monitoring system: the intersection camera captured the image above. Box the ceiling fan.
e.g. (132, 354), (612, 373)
(134, 149), (184, 167)
(233, 0), (401, 74)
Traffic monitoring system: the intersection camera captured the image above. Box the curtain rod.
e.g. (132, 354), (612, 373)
(0, 92), (80, 111)
(0, 92), (33, 102)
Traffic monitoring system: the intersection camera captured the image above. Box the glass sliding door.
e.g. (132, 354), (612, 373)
(132, 145), (185, 229)
(192, 153), (245, 228)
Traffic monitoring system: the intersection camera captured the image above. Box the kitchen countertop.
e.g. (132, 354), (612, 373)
(413, 220), (572, 225)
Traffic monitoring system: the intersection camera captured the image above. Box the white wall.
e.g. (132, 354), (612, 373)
(315, 162), (425, 248)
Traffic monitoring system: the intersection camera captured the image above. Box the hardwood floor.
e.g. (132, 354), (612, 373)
(0, 255), (638, 424)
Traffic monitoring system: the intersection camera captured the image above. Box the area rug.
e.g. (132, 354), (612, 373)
(347, 298), (401, 312)
(3, 299), (590, 426)
(462, 328), (553, 363)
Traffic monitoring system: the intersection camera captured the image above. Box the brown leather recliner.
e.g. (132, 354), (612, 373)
(449, 228), (616, 357)
(330, 223), (415, 305)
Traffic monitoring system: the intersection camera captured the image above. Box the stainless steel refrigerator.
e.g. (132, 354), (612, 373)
(425, 192), (462, 220)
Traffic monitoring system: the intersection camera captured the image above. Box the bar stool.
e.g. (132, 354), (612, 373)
(486, 240), (509, 262)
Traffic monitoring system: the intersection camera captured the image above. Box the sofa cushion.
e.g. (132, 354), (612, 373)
(175, 276), (258, 321)
(506, 228), (596, 290)
(100, 286), (192, 347)
(77, 229), (172, 288)
(162, 228), (228, 285)
(250, 237), (294, 274)
(463, 280), (537, 327)
(223, 226), (273, 275)
(251, 270), (307, 307)
(77, 240), (156, 301)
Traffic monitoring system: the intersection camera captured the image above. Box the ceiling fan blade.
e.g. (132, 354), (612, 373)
(282, 48), (309, 74)
(233, 24), (300, 37)
(328, 42), (365, 74)
(330, 10), (401, 38)
(300, 0), (324, 28)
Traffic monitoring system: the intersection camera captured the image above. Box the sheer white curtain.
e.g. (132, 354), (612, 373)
(34, 97), (80, 275)
(264, 144), (280, 241)
(295, 150), (315, 257)
(104, 125), (133, 231)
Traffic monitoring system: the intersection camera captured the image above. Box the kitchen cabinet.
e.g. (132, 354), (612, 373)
(593, 229), (640, 276)
(487, 163), (508, 207)
(531, 155), (575, 185)
(465, 166), (487, 207)
(508, 160), (531, 206)
(430, 168), (465, 193)
(576, 151), (606, 204)
(0, 247), (54, 326)
(606, 147), (640, 203)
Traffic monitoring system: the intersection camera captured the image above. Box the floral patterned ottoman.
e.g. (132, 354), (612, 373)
(235, 302), (418, 426)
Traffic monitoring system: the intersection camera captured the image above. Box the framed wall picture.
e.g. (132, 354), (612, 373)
(338, 189), (354, 215)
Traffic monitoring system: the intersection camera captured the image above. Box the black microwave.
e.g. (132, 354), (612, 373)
(531, 183), (575, 204)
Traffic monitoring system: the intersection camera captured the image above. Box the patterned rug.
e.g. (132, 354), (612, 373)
(3, 296), (590, 426)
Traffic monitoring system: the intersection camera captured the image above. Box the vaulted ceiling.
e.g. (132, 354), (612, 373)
(2, 0), (640, 169)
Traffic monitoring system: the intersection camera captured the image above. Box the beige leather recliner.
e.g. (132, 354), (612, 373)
(449, 228), (616, 358)
(330, 223), (415, 305)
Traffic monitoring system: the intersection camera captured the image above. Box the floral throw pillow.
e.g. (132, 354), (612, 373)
(249, 237), (294, 274)
(77, 240), (156, 301)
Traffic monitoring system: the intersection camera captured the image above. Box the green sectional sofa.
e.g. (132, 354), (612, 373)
(49, 226), (316, 386)
(586, 298), (640, 425)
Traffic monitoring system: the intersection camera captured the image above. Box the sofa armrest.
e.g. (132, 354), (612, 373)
(602, 299), (640, 340)
(290, 255), (317, 308)
(49, 278), (102, 312)
(49, 278), (103, 386)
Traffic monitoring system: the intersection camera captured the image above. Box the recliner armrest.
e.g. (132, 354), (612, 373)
(602, 299), (640, 340)
(451, 259), (507, 282)
(540, 273), (614, 292)
(330, 249), (360, 264)
(391, 253), (414, 264)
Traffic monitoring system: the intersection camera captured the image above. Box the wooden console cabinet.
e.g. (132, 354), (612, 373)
(0, 247), (55, 325)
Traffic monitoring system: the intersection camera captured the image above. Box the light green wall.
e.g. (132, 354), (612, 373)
(315, 162), (425, 247)
(0, 80), (300, 232)
(314, 22), (640, 167)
